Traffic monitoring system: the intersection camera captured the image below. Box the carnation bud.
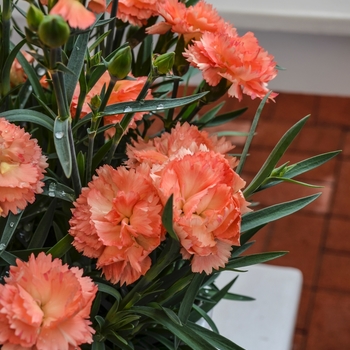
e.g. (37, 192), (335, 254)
(38, 15), (70, 48)
(106, 46), (132, 80)
(153, 52), (175, 75)
(27, 5), (44, 32)
(90, 95), (101, 112)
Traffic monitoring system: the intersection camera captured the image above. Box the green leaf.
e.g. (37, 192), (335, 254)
(194, 101), (225, 125)
(28, 199), (57, 249)
(1, 109), (54, 131)
(178, 273), (205, 324)
(266, 176), (323, 188)
(187, 321), (245, 350)
(225, 252), (287, 269)
(0, 211), (24, 258)
(243, 116), (309, 197)
(92, 341), (105, 350)
(46, 234), (73, 258)
(0, 250), (18, 265)
(17, 51), (47, 103)
(259, 150), (341, 190)
(53, 117), (72, 178)
(203, 107), (248, 128)
(96, 282), (122, 301)
(66, 33), (90, 105)
(132, 307), (218, 350)
(192, 304), (219, 333)
(2, 39), (26, 91)
(162, 195), (178, 241)
(241, 193), (321, 232)
(42, 179), (75, 202)
(236, 92), (272, 175)
(101, 92), (208, 116)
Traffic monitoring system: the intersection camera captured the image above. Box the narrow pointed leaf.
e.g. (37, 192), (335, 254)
(244, 116), (309, 197)
(53, 117), (72, 178)
(28, 199), (57, 249)
(192, 304), (219, 333)
(2, 109), (54, 131)
(203, 107), (248, 127)
(162, 195), (178, 240)
(225, 251), (287, 269)
(241, 193), (321, 232)
(66, 33), (90, 104)
(236, 92), (272, 175)
(187, 321), (245, 350)
(0, 211), (24, 257)
(259, 150), (341, 190)
(102, 92), (208, 116)
(46, 234), (73, 258)
(17, 51), (47, 103)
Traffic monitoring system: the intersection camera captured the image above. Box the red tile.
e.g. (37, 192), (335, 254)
(292, 329), (307, 350)
(206, 119), (251, 148)
(331, 160), (350, 216)
(317, 96), (350, 127)
(341, 131), (350, 157)
(318, 252), (350, 292)
(325, 217), (350, 253)
(240, 224), (272, 256)
(295, 286), (314, 330)
(272, 92), (318, 124)
(265, 213), (325, 286)
(290, 124), (342, 154)
(306, 290), (350, 349)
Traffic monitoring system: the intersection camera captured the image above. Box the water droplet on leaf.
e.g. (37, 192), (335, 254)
(55, 132), (64, 139)
(124, 106), (133, 113)
(156, 104), (164, 110)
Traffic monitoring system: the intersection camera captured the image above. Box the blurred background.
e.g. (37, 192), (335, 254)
(205, 1), (350, 349)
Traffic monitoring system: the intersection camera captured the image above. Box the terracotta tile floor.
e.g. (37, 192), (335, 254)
(208, 92), (350, 350)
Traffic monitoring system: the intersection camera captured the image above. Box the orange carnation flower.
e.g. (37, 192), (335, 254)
(69, 164), (163, 285)
(0, 253), (97, 350)
(0, 118), (48, 217)
(147, 0), (227, 42)
(113, 0), (160, 27)
(71, 72), (152, 138)
(50, 0), (106, 29)
(10, 52), (34, 87)
(152, 150), (250, 274)
(126, 122), (237, 168)
(183, 31), (278, 100)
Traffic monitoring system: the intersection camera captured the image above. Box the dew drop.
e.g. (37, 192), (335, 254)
(61, 191), (66, 196)
(124, 106), (133, 113)
(55, 131), (64, 139)
(48, 182), (56, 197)
(0, 243), (6, 251)
(76, 47), (80, 51)
(37, 67), (46, 76)
(156, 104), (164, 110)
(9, 222), (15, 228)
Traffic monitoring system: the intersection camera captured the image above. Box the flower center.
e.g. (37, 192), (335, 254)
(0, 161), (19, 175)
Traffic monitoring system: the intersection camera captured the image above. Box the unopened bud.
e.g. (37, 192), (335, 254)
(90, 95), (102, 112)
(38, 15), (70, 48)
(153, 52), (175, 75)
(107, 46), (132, 80)
(27, 5), (44, 32)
